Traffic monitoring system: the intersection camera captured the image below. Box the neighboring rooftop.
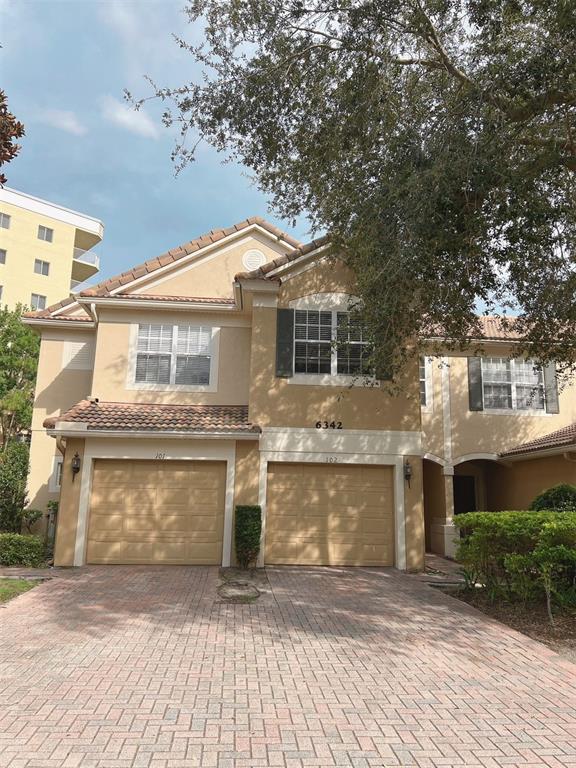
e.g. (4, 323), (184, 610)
(0, 187), (104, 237)
(44, 400), (261, 435)
(500, 422), (576, 458)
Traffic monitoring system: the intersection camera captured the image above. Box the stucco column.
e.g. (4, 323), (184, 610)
(440, 466), (458, 558)
(53, 438), (86, 567)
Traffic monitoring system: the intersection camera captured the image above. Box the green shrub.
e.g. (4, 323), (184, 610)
(235, 505), (262, 569)
(22, 509), (43, 534)
(530, 483), (576, 512)
(455, 510), (576, 619)
(0, 442), (30, 532)
(0, 534), (45, 567)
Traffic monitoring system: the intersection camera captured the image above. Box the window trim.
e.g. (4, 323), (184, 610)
(126, 322), (220, 392)
(49, 456), (63, 492)
(480, 357), (546, 414)
(34, 258), (50, 276)
(420, 356), (434, 413)
(0, 212), (11, 229)
(287, 293), (378, 387)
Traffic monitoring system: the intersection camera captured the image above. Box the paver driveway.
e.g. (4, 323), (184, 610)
(0, 566), (575, 768)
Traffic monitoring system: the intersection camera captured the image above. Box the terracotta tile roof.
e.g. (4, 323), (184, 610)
(22, 297), (91, 321)
(500, 422), (576, 458)
(79, 218), (301, 298)
(476, 316), (522, 340)
(235, 235), (330, 281)
(95, 293), (236, 305)
(43, 400), (260, 435)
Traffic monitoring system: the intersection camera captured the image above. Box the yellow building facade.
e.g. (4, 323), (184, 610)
(0, 187), (103, 310)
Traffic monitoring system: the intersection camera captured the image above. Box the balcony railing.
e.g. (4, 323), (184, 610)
(73, 247), (99, 268)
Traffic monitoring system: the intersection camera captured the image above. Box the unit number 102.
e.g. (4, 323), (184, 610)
(315, 421), (343, 430)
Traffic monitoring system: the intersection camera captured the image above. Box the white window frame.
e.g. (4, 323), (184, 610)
(0, 212), (11, 229)
(30, 293), (47, 311)
(49, 456), (63, 492)
(126, 322), (220, 392)
(419, 356), (434, 413)
(34, 258), (50, 276)
(38, 224), (54, 242)
(480, 357), (546, 414)
(288, 293), (378, 387)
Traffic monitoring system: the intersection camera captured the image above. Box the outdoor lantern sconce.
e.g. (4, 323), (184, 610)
(404, 459), (412, 488)
(71, 452), (81, 481)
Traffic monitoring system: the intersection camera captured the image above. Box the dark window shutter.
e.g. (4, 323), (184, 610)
(543, 362), (559, 413)
(275, 308), (294, 378)
(468, 357), (483, 411)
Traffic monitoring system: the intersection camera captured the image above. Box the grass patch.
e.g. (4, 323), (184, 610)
(0, 578), (36, 604)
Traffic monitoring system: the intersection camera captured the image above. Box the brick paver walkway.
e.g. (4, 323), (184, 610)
(0, 566), (575, 768)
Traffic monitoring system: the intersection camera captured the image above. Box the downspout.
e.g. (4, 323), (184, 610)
(56, 435), (66, 455)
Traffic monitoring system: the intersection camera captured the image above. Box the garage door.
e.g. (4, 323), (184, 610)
(87, 460), (226, 564)
(265, 463), (395, 566)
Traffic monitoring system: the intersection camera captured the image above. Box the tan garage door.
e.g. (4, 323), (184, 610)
(87, 460), (226, 564)
(265, 462), (395, 566)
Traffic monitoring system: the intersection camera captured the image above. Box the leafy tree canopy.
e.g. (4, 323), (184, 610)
(0, 89), (24, 186)
(0, 306), (39, 449)
(135, 0), (576, 379)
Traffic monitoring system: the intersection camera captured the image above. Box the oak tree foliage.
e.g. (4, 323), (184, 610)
(132, 0), (576, 378)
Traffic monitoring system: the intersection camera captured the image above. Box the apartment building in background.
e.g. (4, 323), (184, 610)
(0, 187), (103, 310)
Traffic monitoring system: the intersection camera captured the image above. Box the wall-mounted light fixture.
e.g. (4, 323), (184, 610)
(71, 452), (81, 481)
(403, 459), (412, 488)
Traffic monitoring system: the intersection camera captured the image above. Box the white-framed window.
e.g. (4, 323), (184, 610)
(49, 457), (63, 492)
(419, 356), (434, 411)
(30, 293), (47, 311)
(0, 286), (3, 302)
(131, 323), (217, 390)
(294, 309), (372, 377)
(38, 225), (54, 242)
(0, 249), (6, 264)
(62, 339), (95, 370)
(0, 212), (11, 229)
(34, 258), (50, 276)
(481, 357), (545, 411)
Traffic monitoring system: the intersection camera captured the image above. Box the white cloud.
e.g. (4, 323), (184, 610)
(100, 95), (159, 139)
(38, 109), (87, 136)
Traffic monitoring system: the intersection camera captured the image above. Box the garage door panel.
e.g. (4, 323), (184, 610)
(87, 460), (225, 565)
(265, 462), (395, 567)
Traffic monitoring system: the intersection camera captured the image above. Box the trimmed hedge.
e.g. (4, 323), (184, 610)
(235, 505), (262, 569)
(0, 534), (45, 567)
(455, 511), (576, 620)
(530, 483), (576, 512)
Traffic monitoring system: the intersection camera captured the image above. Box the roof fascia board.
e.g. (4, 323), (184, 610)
(76, 296), (239, 312)
(46, 428), (260, 441)
(500, 445), (575, 461)
(108, 224), (296, 297)
(234, 279), (280, 293)
(22, 318), (96, 330)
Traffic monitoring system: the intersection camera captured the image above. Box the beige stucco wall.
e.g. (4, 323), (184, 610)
(90, 308), (251, 405)
(0, 200), (100, 309)
(404, 456), (425, 571)
(248, 260), (421, 431)
(137, 232), (288, 299)
(28, 332), (94, 515)
(486, 455), (576, 510)
(53, 437), (85, 566)
(421, 352), (576, 462)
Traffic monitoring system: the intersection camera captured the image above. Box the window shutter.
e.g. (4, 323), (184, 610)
(62, 340), (94, 370)
(543, 362), (559, 414)
(468, 357), (484, 411)
(275, 308), (294, 378)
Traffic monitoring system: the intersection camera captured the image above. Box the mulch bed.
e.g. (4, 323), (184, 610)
(450, 589), (576, 664)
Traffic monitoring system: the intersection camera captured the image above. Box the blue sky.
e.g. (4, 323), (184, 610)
(1, 0), (311, 285)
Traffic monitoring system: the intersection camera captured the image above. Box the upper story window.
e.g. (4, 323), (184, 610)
(294, 309), (371, 377)
(481, 357), (544, 411)
(0, 249), (5, 264)
(30, 293), (47, 311)
(0, 212), (11, 229)
(134, 323), (214, 387)
(34, 259), (50, 276)
(38, 225), (54, 242)
(419, 357), (427, 406)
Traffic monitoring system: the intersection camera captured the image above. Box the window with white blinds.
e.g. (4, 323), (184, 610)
(134, 323), (214, 386)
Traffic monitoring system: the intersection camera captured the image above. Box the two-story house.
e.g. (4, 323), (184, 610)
(24, 218), (576, 570)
